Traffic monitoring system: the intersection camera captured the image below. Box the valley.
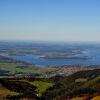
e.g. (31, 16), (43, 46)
(0, 41), (100, 100)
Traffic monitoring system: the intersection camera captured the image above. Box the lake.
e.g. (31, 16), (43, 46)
(1, 41), (100, 67)
(11, 49), (100, 66)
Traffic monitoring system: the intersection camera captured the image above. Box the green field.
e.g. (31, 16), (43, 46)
(0, 63), (46, 74)
(0, 63), (60, 77)
(31, 81), (53, 96)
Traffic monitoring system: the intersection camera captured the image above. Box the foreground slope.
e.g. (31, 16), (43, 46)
(0, 69), (99, 100)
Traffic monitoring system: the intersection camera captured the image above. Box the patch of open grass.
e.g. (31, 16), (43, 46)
(10, 80), (53, 97)
(0, 85), (19, 96)
(31, 81), (53, 96)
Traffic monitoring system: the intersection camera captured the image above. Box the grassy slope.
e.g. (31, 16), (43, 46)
(0, 86), (19, 96)
(31, 81), (53, 96)
(2, 79), (54, 97)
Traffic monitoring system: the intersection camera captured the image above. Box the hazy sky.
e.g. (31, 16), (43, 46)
(0, 0), (100, 42)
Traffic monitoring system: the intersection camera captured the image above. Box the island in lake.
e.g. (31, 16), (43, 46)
(0, 41), (100, 100)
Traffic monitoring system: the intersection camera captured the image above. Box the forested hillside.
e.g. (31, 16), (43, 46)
(0, 69), (100, 100)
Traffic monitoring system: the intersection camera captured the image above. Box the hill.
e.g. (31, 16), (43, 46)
(42, 69), (100, 100)
(0, 69), (99, 100)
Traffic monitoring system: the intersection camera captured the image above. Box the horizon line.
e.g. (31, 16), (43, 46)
(0, 39), (100, 44)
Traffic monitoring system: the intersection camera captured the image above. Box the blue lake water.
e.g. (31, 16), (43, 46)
(11, 49), (100, 66)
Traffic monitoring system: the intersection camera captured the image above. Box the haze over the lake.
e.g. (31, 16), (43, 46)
(0, 0), (100, 42)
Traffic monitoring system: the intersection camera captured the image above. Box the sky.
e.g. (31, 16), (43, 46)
(0, 0), (100, 42)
